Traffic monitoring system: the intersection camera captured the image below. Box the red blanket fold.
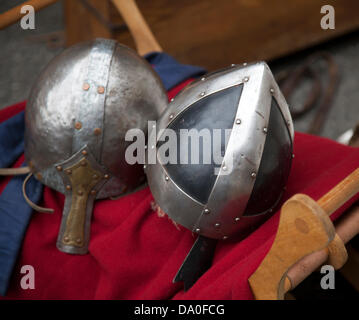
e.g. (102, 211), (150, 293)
(1, 99), (359, 300)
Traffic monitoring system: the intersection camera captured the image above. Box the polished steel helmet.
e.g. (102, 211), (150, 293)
(23, 38), (167, 254)
(145, 62), (294, 289)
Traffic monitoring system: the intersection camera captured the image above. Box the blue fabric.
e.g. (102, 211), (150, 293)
(0, 169), (43, 296)
(145, 52), (206, 90)
(0, 111), (44, 295)
(0, 52), (204, 296)
(0, 112), (26, 168)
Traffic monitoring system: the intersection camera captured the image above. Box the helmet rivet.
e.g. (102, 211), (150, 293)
(270, 88), (275, 94)
(66, 185), (71, 191)
(222, 165), (227, 171)
(195, 228), (201, 233)
(143, 165), (147, 169)
(104, 174), (110, 179)
(93, 174), (98, 179)
(251, 172), (257, 178)
(292, 154), (295, 159)
(56, 166), (62, 171)
(235, 118), (241, 125)
(204, 208), (210, 214)
(80, 160), (87, 166)
(169, 114), (174, 119)
(263, 127), (268, 133)
(235, 217), (240, 222)
(243, 62), (247, 66)
(81, 150), (88, 155)
(223, 236), (228, 240)
(66, 169), (72, 175)
(76, 238), (82, 244)
(243, 76), (249, 82)
(75, 122), (82, 130)
(97, 86), (105, 94)
(64, 237), (69, 243)
(165, 175), (169, 181)
(82, 83), (90, 91)
(201, 77), (205, 81)
(200, 92), (205, 97)
(78, 190), (83, 196)
(90, 190), (97, 195)
(215, 223), (220, 228)
(94, 128), (101, 136)
(170, 98), (174, 102)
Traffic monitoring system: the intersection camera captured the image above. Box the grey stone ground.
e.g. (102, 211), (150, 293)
(0, 0), (358, 140)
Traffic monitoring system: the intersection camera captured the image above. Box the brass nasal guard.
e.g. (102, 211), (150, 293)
(55, 147), (109, 255)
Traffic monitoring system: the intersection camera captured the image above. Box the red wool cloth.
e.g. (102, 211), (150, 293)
(1, 80), (359, 300)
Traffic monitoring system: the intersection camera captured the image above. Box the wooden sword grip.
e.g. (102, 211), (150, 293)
(249, 167), (359, 299)
(248, 194), (335, 300)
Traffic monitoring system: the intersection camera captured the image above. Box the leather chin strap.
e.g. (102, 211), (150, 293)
(0, 166), (54, 213)
(22, 173), (54, 214)
(0, 166), (31, 175)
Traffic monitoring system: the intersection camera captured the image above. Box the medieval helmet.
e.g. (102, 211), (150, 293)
(145, 62), (294, 289)
(21, 38), (167, 254)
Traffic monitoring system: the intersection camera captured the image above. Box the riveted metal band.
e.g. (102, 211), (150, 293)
(194, 63), (273, 238)
(73, 39), (116, 163)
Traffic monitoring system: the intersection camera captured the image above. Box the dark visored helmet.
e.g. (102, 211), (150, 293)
(22, 38), (167, 254)
(145, 62), (294, 289)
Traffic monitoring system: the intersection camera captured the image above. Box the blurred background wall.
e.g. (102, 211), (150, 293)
(1, 0), (359, 140)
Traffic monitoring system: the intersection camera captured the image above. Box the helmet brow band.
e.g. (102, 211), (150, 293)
(22, 173), (54, 214)
(0, 166), (31, 176)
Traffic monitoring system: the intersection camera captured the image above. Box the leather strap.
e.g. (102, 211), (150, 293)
(0, 166), (30, 176)
(22, 172), (54, 214)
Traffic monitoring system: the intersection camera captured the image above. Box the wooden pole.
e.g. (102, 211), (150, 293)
(0, 0), (59, 30)
(317, 168), (359, 216)
(111, 0), (162, 55)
